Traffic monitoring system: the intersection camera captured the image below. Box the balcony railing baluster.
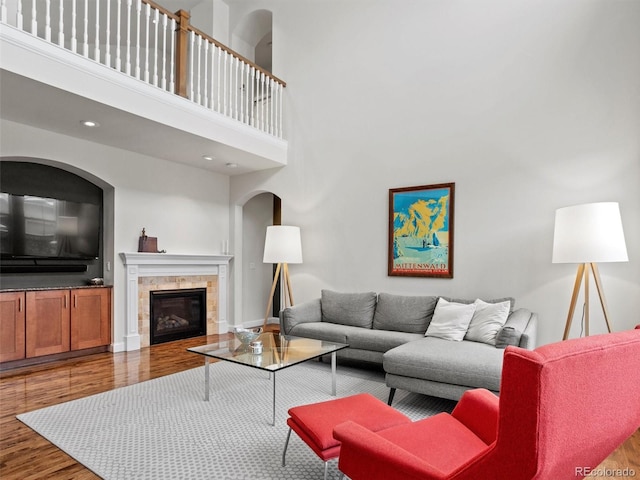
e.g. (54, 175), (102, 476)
(44, 0), (51, 42)
(94, 0), (100, 62)
(143, 2), (149, 82)
(82, 0), (88, 58)
(116, 0), (122, 71)
(152, 8), (158, 86)
(70, 0), (76, 53)
(125, 0), (132, 75)
(169, 15), (175, 93)
(134, 0), (140, 79)
(58, 0), (64, 47)
(104, 0), (110, 66)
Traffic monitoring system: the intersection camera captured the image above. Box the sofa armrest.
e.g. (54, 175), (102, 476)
(451, 389), (499, 445)
(333, 420), (447, 480)
(496, 308), (537, 350)
(519, 311), (538, 349)
(279, 298), (322, 335)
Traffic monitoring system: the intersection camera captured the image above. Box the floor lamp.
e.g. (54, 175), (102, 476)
(552, 202), (628, 340)
(263, 225), (303, 329)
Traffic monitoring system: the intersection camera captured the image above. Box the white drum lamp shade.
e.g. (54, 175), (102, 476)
(552, 202), (628, 264)
(263, 226), (303, 264)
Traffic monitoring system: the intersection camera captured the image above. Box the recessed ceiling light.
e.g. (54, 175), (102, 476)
(225, 163), (238, 168)
(80, 120), (100, 127)
(202, 155), (215, 161)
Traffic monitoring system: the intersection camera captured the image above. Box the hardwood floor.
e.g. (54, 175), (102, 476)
(1, 332), (638, 479)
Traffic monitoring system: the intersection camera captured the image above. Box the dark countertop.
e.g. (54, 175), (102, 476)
(0, 285), (112, 293)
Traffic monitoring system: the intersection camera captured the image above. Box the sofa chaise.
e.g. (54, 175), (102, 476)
(280, 290), (538, 400)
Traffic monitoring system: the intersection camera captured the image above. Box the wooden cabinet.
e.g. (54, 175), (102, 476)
(70, 288), (111, 350)
(0, 292), (26, 362)
(1, 286), (111, 366)
(26, 290), (71, 358)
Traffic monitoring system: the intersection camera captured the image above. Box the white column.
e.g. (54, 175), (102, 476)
(218, 264), (228, 332)
(124, 264), (142, 351)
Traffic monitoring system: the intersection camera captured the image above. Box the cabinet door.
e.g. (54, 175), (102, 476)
(26, 290), (71, 358)
(0, 292), (26, 362)
(70, 288), (111, 350)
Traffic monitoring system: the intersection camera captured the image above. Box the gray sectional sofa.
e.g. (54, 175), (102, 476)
(280, 290), (538, 401)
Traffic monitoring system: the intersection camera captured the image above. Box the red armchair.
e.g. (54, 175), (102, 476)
(334, 328), (640, 480)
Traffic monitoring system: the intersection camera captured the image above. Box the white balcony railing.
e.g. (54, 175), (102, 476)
(0, 0), (286, 139)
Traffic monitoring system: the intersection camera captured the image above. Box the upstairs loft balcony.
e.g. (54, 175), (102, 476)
(0, 0), (288, 174)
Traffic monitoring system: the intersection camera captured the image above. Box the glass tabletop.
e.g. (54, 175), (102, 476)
(187, 332), (348, 372)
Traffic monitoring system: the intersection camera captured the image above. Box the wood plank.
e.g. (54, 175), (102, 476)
(0, 327), (637, 478)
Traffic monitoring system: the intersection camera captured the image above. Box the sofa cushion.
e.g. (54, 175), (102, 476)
(372, 293), (438, 333)
(375, 414), (491, 473)
(321, 290), (377, 328)
(383, 337), (504, 391)
(464, 299), (511, 345)
(425, 298), (476, 341)
(288, 321), (352, 345)
(345, 328), (424, 353)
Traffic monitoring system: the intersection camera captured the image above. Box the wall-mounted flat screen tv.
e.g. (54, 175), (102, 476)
(0, 192), (100, 260)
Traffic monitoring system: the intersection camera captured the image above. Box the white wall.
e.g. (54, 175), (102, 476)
(1, 119), (230, 351)
(191, 0), (230, 45)
(230, 0), (640, 347)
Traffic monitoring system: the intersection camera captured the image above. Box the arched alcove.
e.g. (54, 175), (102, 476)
(0, 157), (116, 289)
(232, 9), (272, 71)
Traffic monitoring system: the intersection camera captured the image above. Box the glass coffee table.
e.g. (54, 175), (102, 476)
(187, 332), (349, 425)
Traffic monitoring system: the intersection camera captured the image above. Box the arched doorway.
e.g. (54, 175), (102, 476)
(233, 190), (281, 328)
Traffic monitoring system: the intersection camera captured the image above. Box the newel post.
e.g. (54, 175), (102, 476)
(175, 9), (190, 98)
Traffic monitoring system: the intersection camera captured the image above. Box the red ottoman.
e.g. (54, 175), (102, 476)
(282, 393), (411, 480)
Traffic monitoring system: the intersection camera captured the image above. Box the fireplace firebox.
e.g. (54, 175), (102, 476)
(150, 288), (206, 345)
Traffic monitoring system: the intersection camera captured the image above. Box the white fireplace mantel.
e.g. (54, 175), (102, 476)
(119, 252), (232, 351)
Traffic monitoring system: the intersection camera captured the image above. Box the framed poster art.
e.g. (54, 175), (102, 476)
(388, 183), (455, 278)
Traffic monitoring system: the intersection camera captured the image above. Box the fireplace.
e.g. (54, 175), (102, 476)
(150, 288), (206, 345)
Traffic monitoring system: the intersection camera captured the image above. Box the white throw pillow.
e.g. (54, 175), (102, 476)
(464, 299), (511, 345)
(425, 298), (477, 341)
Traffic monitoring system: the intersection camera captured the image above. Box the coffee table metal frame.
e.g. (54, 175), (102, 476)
(187, 333), (349, 425)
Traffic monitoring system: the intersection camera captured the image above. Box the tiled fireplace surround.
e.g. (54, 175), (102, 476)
(120, 253), (232, 351)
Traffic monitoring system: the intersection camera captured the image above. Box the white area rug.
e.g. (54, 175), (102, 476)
(17, 361), (456, 480)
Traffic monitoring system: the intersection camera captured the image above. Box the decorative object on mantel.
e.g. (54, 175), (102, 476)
(263, 226), (303, 329)
(552, 202), (628, 340)
(388, 183), (455, 278)
(138, 228), (166, 253)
